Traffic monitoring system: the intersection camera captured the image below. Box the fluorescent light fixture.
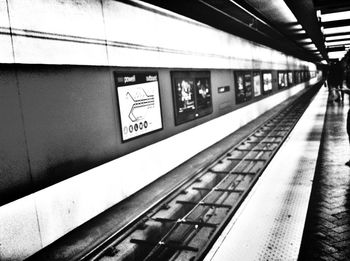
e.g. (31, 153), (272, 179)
(324, 26), (350, 35)
(299, 38), (312, 43)
(291, 24), (303, 30)
(321, 11), (350, 22)
(328, 50), (346, 59)
(303, 43), (317, 50)
(326, 34), (350, 41)
(316, 10), (321, 18)
(296, 29), (306, 34)
(321, 60), (327, 64)
(326, 39), (350, 46)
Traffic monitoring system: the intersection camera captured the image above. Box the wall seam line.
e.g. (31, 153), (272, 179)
(5, 0), (43, 249)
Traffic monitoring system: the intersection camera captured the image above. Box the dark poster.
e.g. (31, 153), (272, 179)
(278, 72), (287, 89)
(195, 77), (212, 110)
(244, 73), (253, 101)
(172, 71), (212, 125)
(235, 72), (245, 104)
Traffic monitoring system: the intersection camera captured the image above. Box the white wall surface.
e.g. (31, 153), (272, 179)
(1, 0), (315, 70)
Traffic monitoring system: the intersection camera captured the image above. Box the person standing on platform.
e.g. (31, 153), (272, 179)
(328, 61), (343, 102)
(340, 52), (350, 166)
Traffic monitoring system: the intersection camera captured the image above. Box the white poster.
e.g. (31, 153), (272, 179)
(253, 72), (261, 96)
(116, 72), (162, 141)
(263, 73), (272, 92)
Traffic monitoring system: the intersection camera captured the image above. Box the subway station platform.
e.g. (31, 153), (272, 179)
(298, 93), (350, 260)
(204, 86), (350, 260)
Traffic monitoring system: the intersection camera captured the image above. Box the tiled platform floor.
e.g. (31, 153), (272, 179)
(298, 96), (350, 261)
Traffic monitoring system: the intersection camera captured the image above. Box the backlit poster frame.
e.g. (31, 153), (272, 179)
(278, 71), (289, 89)
(171, 71), (213, 125)
(253, 71), (262, 97)
(235, 71), (253, 104)
(288, 71), (294, 86)
(235, 71), (245, 104)
(115, 71), (163, 142)
(244, 72), (253, 101)
(295, 71), (301, 84)
(262, 72), (273, 93)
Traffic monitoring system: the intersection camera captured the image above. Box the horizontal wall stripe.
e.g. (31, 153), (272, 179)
(0, 26), (307, 68)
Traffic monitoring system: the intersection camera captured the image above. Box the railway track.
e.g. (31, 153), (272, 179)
(82, 86), (319, 261)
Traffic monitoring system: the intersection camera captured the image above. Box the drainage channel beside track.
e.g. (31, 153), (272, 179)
(84, 86), (319, 261)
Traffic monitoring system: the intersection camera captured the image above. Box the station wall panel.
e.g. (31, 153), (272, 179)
(16, 66), (118, 191)
(2, 0), (315, 71)
(0, 67), (32, 204)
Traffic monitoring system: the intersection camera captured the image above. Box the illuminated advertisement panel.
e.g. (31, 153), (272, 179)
(171, 71), (212, 125)
(284, 73), (288, 87)
(278, 71), (288, 89)
(295, 71), (301, 83)
(235, 72), (245, 104)
(263, 72), (272, 93)
(235, 71), (253, 103)
(288, 72), (293, 86)
(244, 73), (253, 101)
(115, 72), (163, 142)
(253, 72), (262, 97)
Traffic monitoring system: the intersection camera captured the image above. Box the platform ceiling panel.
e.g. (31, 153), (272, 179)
(315, 0), (350, 61)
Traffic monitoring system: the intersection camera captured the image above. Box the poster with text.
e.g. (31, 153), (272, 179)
(115, 72), (163, 142)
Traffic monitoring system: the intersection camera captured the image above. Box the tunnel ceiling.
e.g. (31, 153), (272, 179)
(314, 0), (350, 62)
(138, 0), (350, 64)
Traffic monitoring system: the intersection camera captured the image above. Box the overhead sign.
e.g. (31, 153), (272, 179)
(115, 72), (163, 142)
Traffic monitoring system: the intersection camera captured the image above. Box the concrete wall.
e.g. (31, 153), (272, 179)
(1, 0), (314, 70)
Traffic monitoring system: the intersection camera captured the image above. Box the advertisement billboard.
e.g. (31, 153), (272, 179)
(263, 72), (273, 93)
(244, 72), (253, 101)
(235, 71), (253, 104)
(278, 72), (288, 89)
(288, 72), (294, 86)
(235, 72), (245, 104)
(253, 72), (261, 97)
(171, 71), (212, 125)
